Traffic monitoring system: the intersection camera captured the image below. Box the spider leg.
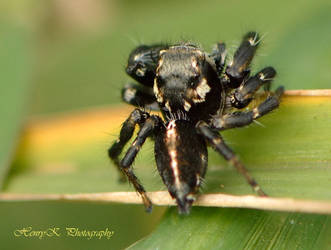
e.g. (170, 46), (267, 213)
(126, 44), (169, 87)
(229, 67), (276, 109)
(120, 115), (162, 212)
(108, 109), (149, 181)
(212, 86), (284, 130)
(224, 31), (261, 89)
(196, 121), (267, 196)
(210, 42), (227, 74)
(122, 84), (159, 110)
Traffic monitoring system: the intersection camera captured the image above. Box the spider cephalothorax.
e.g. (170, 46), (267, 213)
(108, 32), (284, 214)
(154, 45), (223, 123)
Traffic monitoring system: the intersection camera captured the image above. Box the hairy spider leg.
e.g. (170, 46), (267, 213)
(120, 115), (162, 212)
(126, 44), (169, 87)
(210, 42), (227, 74)
(196, 121), (267, 196)
(229, 67), (277, 109)
(121, 84), (159, 110)
(108, 109), (149, 181)
(225, 31), (261, 88)
(212, 86), (284, 130)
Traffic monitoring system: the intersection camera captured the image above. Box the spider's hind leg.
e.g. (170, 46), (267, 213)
(108, 109), (148, 181)
(107, 108), (162, 211)
(120, 115), (162, 212)
(196, 121), (267, 196)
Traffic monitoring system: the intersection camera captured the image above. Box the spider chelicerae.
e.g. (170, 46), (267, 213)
(108, 31), (284, 214)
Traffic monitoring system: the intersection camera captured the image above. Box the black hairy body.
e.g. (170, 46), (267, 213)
(108, 32), (284, 214)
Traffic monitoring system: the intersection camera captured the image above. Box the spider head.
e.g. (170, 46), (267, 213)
(154, 45), (215, 112)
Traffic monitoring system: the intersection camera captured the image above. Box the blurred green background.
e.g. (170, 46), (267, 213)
(3, 0), (331, 116)
(0, 0), (331, 249)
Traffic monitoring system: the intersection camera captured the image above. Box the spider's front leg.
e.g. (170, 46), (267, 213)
(121, 84), (159, 110)
(126, 44), (169, 87)
(196, 121), (267, 196)
(210, 42), (227, 74)
(212, 86), (284, 130)
(229, 67), (276, 109)
(225, 31), (261, 88)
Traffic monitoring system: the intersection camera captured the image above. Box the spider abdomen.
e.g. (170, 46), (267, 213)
(154, 119), (208, 214)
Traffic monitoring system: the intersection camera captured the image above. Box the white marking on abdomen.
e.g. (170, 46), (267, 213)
(166, 121), (181, 189)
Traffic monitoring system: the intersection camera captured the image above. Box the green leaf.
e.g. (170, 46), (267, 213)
(3, 94), (330, 250)
(0, 22), (31, 188)
(3, 94), (331, 203)
(128, 207), (331, 250)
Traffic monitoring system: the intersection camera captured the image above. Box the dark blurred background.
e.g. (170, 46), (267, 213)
(0, 0), (331, 249)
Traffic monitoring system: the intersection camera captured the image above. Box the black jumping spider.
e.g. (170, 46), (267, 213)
(108, 32), (284, 214)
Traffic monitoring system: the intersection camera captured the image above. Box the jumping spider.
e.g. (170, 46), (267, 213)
(108, 32), (284, 214)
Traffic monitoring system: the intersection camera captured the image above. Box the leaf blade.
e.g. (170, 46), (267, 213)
(128, 207), (331, 250)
